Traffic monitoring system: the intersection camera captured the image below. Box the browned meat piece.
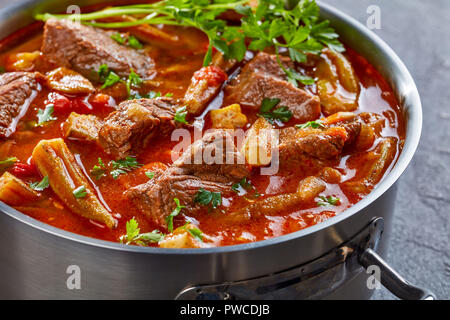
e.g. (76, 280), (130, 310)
(278, 119), (361, 162)
(63, 112), (103, 142)
(41, 19), (155, 81)
(173, 130), (250, 183)
(224, 52), (321, 122)
(0, 72), (42, 138)
(128, 168), (232, 227)
(128, 130), (250, 227)
(98, 98), (178, 158)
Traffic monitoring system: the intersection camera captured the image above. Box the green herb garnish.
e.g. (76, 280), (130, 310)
(111, 32), (143, 49)
(29, 176), (49, 191)
(101, 71), (121, 89)
(296, 120), (325, 129)
(37, 104), (57, 126)
(317, 195), (340, 207)
(194, 188), (222, 210)
(90, 158), (107, 180)
(36, 0), (343, 79)
(258, 98), (292, 124)
(73, 185), (87, 198)
(180, 223), (204, 242)
(166, 198), (185, 233)
(120, 217), (165, 245)
(174, 106), (188, 124)
(110, 156), (142, 179)
(231, 177), (260, 198)
(111, 32), (126, 44)
(145, 171), (155, 179)
(128, 35), (143, 49)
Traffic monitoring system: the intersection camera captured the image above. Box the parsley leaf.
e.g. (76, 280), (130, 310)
(73, 185), (87, 198)
(90, 158), (107, 180)
(101, 71), (121, 89)
(111, 32), (143, 49)
(258, 98), (292, 124)
(145, 171), (155, 179)
(98, 64), (110, 81)
(194, 188), (222, 210)
(180, 223), (204, 242)
(166, 198), (185, 233)
(38, 0), (343, 79)
(126, 69), (143, 95)
(29, 176), (49, 191)
(111, 32), (126, 44)
(296, 120), (325, 129)
(232, 178), (260, 198)
(110, 156), (142, 179)
(174, 106), (188, 124)
(37, 104), (57, 126)
(128, 35), (143, 49)
(120, 217), (165, 245)
(317, 195), (340, 207)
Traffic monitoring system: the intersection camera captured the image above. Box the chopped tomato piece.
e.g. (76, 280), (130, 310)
(71, 97), (94, 114)
(89, 93), (116, 111)
(193, 65), (227, 87)
(45, 92), (71, 114)
(10, 162), (38, 178)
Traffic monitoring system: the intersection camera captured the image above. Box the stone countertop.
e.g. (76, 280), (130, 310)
(323, 0), (450, 300)
(0, 0), (448, 300)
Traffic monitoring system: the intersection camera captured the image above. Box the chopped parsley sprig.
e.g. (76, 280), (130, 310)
(194, 188), (222, 210)
(110, 156), (143, 179)
(166, 198), (185, 233)
(36, 0), (343, 80)
(37, 104), (57, 126)
(29, 176), (49, 191)
(316, 195), (340, 207)
(258, 98), (292, 124)
(120, 217), (165, 245)
(90, 156), (143, 180)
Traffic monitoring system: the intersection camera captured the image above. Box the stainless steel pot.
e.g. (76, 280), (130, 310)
(0, 0), (434, 299)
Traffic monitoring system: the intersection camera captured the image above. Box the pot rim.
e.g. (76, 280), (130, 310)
(0, 0), (422, 256)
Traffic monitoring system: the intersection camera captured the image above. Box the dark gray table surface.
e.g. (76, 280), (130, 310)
(323, 0), (450, 300)
(0, 0), (448, 300)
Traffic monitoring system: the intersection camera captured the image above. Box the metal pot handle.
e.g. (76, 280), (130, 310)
(176, 218), (436, 300)
(359, 248), (435, 300)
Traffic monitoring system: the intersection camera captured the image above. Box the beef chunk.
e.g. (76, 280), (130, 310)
(224, 52), (320, 122)
(278, 119), (361, 162)
(0, 72), (42, 138)
(173, 130), (250, 183)
(128, 168), (232, 227)
(63, 112), (103, 142)
(41, 19), (155, 81)
(98, 98), (178, 158)
(128, 130), (250, 227)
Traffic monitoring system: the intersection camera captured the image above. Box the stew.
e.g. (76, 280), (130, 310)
(0, 0), (405, 248)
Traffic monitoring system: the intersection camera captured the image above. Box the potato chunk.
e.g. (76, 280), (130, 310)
(46, 67), (95, 94)
(159, 224), (203, 248)
(0, 172), (39, 206)
(5, 51), (41, 72)
(32, 138), (116, 228)
(241, 117), (274, 166)
(63, 112), (103, 142)
(210, 104), (248, 129)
